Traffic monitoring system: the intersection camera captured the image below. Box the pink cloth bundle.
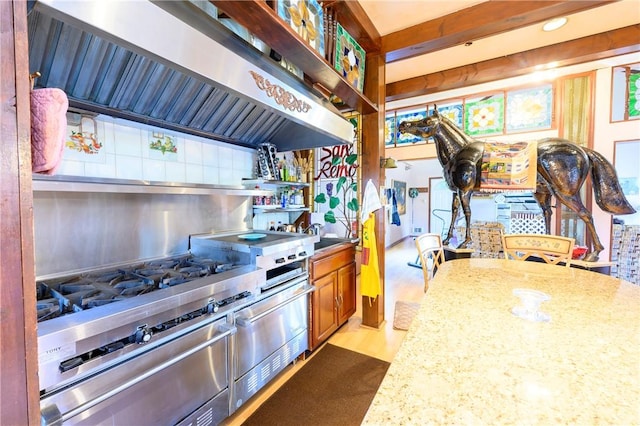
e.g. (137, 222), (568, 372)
(31, 88), (68, 174)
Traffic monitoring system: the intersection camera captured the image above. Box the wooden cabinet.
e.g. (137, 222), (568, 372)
(337, 261), (356, 324)
(308, 243), (356, 351)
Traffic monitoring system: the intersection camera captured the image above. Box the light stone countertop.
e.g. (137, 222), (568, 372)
(363, 258), (640, 425)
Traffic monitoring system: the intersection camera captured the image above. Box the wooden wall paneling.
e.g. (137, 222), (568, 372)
(0, 0), (39, 424)
(361, 52), (386, 328)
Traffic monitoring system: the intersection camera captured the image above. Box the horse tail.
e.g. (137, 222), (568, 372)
(585, 148), (636, 214)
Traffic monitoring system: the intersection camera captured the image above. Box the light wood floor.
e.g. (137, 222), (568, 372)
(222, 237), (425, 425)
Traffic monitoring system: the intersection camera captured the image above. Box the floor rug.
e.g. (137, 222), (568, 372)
(241, 343), (389, 426)
(393, 300), (421, 330)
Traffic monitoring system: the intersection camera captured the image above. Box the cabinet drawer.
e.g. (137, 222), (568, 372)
(311, 246), (355, 279)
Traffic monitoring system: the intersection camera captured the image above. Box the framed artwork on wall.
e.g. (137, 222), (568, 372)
(392, 179), (407, 216)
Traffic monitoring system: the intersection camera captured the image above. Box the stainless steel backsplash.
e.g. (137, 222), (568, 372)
(33, 191), (252, 277)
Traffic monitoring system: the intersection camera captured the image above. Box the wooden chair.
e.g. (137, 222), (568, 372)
(415, 233), (445, 292)
(501, 233), (575, 267)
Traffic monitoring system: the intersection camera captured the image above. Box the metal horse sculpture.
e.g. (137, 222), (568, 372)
(398, 109), (635, 262)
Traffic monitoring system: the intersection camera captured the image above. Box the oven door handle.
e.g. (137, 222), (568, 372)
(53, 323), (236, 425)
(236, 285), (315, 327)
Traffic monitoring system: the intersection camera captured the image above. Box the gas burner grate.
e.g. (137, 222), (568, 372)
(36, 254), (240, 322)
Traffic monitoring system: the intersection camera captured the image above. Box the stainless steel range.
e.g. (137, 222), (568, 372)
(38, 230), (317, 426)
(189, 230), (318, 412)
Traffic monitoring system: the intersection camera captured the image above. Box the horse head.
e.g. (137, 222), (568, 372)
(398, 115), (436, 138)
(397, 106), (445, 138)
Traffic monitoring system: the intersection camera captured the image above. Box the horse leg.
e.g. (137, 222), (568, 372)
(457, 190), (474, 249)
(555, 193), (604, 261)
(533, 189), (553, 234)
(443, 192), (460, 246)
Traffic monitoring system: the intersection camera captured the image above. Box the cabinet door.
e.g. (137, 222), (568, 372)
(337, 262), (356, 324)
(310, 271), (339, 350)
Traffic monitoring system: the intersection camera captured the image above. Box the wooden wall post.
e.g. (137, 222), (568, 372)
(361, 52), (386, 328)
(0, 0), (40, 424)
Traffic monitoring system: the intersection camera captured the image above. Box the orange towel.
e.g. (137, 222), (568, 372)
(31, 88), (68, 174)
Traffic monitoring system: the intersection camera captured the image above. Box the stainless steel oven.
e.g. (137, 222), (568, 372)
(190, 231), (318, 414)
(41, 316), (233, 426)
(232, 270), (313, 409)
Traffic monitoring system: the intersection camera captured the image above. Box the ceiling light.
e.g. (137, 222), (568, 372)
(542, 17), (567, 32)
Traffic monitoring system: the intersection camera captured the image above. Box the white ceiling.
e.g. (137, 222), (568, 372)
(356, 0), (640, 84)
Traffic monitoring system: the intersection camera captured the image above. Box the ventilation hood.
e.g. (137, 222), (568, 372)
(27, 0), (353, 151)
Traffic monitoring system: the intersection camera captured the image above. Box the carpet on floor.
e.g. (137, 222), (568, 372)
(393, 300), (421, 330)
(241, 343), (390, 426)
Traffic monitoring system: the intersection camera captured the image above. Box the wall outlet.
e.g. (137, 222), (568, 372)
(413, 227), (423, 233)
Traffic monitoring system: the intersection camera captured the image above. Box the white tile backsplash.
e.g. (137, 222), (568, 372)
(184, 139), (203, 165)
(218, 146), (233, 167)
(57, 116), (259, 186)
(165, 162), (186, 183)
(142, 158), (167, 181)
(90, 154), (117, 178)
(202, 143), (219, 167)
(185, 164), (204, 183)
(114, 124), (143, 157)
(116, 156), (143, 180)
(57, 159), (85, 176)
(101, 120), (116, 154)
(203, 165), (219, 184)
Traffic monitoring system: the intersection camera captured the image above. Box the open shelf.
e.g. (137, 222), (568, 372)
(33, 175), (270, 196)
(211, 0), (378, 115)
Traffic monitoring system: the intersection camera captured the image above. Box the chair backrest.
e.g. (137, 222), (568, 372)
(501, 233), (575, 267)
(415, 233), (445, 292)
(457, 221), (505, 258)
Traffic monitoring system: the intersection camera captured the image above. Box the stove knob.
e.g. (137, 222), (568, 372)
(134, 327), (152, 344)
(275, 258), (285, 264)
(299, 251), (307, 257)
(287, 254), (297, 260)
(208, 300), (219, 314)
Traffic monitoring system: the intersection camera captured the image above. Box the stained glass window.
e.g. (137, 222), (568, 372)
(612, 63), (640, 121)
(385, 113), (396, 146)
(629, 74), (640, 118)
(436, 102), (463, 128)
(396, 108), (427, 144)
(506, 84), (553, 133)
(464, 94), (505, 136)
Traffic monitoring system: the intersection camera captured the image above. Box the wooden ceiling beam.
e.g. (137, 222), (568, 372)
(385, 24), (640, 102)
(382, 0), (617, 63)
(329, 0), (381, 54)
